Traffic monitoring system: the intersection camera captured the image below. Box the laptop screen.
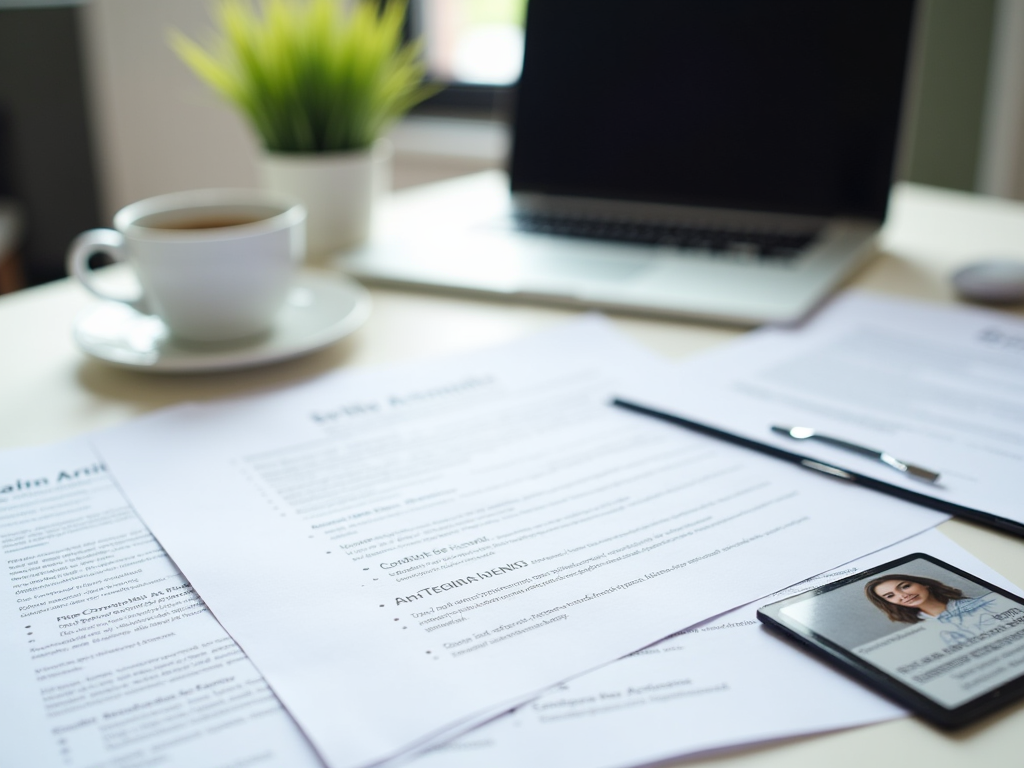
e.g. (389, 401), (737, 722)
(510, 0), (916, 220)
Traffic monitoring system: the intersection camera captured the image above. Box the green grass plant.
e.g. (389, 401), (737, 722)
(171, 0), (437, 153)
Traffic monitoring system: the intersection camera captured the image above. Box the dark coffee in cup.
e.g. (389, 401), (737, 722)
(134, 205), (280, 232)
(144, 217), (268, 231)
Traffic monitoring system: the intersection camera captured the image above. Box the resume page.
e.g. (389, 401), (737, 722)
(0, 439), (323, 768)
(413, 528), (1016, 768)
(93, 318), (945, 768)
(629, 291), (1024, 526)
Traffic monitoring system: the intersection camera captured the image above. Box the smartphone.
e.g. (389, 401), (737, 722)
(757, 553), (1024, 728)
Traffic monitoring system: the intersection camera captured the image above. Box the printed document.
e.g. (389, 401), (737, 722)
(0, 439), (322, 768)
(93, 318), (945, 768)
(627, 291), (1024, 525)
(412, 528), (1017, 768)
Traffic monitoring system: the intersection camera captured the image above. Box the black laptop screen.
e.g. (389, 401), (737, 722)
(510, 0), (915, 220)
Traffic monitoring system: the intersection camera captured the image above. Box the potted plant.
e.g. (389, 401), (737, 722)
(172, 0), (437, 259)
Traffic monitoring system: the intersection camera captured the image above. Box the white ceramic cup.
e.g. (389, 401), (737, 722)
(67, 189), (306, 343)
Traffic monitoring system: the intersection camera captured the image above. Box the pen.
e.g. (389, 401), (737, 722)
(769, 425), (940, 483)
(611, 398), (1024, 539)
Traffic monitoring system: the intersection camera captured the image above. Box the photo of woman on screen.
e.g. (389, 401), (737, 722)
(865, 574), (1000, 644)
(865, 575), (964, 623)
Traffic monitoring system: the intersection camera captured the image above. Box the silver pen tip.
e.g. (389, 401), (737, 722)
(905, 465), (941, 483)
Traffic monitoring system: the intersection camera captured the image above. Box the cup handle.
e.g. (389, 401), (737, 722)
(66, 229), (149, 313)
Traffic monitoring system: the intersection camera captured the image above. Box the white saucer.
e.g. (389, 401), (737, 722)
(73, 270), (371, 373)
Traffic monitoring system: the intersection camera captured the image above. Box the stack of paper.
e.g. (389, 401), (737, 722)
(88, 318), (945, 767)
(3, 296), (1022, 768)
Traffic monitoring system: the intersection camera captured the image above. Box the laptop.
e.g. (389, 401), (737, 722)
(341, 0), (918, 326)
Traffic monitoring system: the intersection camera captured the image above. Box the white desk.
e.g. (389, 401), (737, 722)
(2, 177), (1023, 767)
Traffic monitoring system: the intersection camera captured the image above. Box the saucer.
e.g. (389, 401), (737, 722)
(73, 270), (371, 373)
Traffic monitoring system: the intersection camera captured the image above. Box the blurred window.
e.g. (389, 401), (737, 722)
(420, 0), (526, 85)
(410, 0), (526, 116)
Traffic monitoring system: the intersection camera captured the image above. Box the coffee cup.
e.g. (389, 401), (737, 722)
(67, 188), (306, 343)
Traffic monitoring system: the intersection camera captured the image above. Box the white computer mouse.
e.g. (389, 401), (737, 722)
(952, 260), (1024, 304)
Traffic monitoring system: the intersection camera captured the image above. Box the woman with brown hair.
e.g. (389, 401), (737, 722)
(864, 573), (1004, 647)
(864, 575), (966, 624)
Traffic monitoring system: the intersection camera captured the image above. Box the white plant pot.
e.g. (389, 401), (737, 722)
(258, 139), (392, 262)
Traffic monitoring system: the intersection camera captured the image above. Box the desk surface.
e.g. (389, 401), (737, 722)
(3, 177), (1023, 767)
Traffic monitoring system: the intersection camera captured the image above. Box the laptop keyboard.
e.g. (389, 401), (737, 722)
(514, 212), (816, 259)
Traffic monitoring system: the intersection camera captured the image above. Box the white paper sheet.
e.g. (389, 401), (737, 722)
(93, 318), (946, 768)
(623, 291), (1024, 527)
(0, 439), (323, 768)
(411, 528), (1020, 768)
